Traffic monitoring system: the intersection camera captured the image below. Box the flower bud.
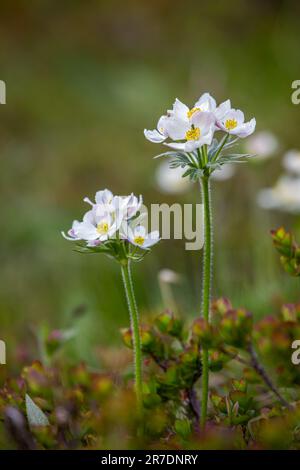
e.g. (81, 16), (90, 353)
(120, 328), (133, 349)
(192, 318), (215, 348)
(155, 311), (182, 337)
(220, 308), (253, 347)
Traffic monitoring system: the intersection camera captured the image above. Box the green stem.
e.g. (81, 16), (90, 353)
(211, 133), (229, 163)
(121, 260), (143, 413)
(200, 175), (213, 428)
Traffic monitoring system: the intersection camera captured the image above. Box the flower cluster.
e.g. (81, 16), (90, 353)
(62, 189), (159, 261)
(144, 92), (256, 180)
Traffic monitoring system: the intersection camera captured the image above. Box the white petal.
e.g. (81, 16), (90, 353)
(95, 189), (113, 205)
(83, 209), (95, 224)
(61, 230), (77, 241)
(144, 128), (166, 143)
(164, 142), (186, 151)
(191, 111), (215, 131)
(94, 203), (114, 220)
(172, 98), (189, 121)
(143, 231), (160, 248)
(223, 109), (244, 124)
(164, 117), (189, 140)
(234, 118), (256, 138)
(76, 221), (99, 241)
(194, 92), (216, 112)
(215, 99), (231, 120)
(126, 193), (143, 219)
(201, 127), (214, 145)
(185, 140), (200, 152)
(134, 225), (147, 237)
(83, 197), (94, 206)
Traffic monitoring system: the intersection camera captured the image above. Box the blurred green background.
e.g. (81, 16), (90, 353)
(0, 0), (300, 369)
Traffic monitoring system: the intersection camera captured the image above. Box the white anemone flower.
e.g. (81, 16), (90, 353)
(282, 150), (300, 175)
(118, 193), (143, 219)
(163, 110), (215, 152)
(217, 108), (256, 138)
(127, 225), (160, 250)
(144, 93), (230, 149)
(169, 93), (230, 122)
(62, 205), (123, 244)
(245, 131), (279, 160)
(84, 188), (114, 209)
(257, 175), (300, 213)
(156, 160), (191, 194)
(84, 189), (141, 220)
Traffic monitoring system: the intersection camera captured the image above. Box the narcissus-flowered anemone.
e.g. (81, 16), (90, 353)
(127, 224), (159, 249)
(217, 108), (256, 138)
(62, 189), (159, 259)
(144, 92), (256, 180)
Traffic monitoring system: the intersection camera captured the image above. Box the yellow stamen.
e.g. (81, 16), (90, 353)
(187, 107), (200, 119)
(185, 127), (200, 141)
(225, 119), (238, 130)
(134, 236), (145, 246)
(97, 222), (109, 235)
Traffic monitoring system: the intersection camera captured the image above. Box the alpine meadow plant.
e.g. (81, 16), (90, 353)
(62, 189), (160, 412)
(144, 92), (256, 427)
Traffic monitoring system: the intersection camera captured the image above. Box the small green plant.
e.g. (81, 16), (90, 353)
(271, 226), (300, 276)
(2, 293), (300, 449)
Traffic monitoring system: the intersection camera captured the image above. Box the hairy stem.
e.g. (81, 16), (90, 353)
(247, 343), (291, 409)
(200, 175), (213, 427)
(121, 260), (143, 413)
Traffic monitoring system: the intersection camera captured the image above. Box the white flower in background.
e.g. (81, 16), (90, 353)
(210, 163), (236, 181)
(127, 225), (160, 250)
(282, 150), (300, 175)
(156, 160), (191, 194)
(217, 109), (256, 138)
(245, 131), (279, 160)
(257, 175), (300, 213)
(158, 269), (181, 284)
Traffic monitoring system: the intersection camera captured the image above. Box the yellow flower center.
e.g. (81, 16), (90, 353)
(134, 236), (145, 246)
(225, 119), (238, 130)
(97, 222), (109, 235)
(185, 127), (201, 141)
(187, 107), (200, 119)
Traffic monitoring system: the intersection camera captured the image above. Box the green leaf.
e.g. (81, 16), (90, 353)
(154, 150), (187, 159)
(25, 394), (50, 428)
